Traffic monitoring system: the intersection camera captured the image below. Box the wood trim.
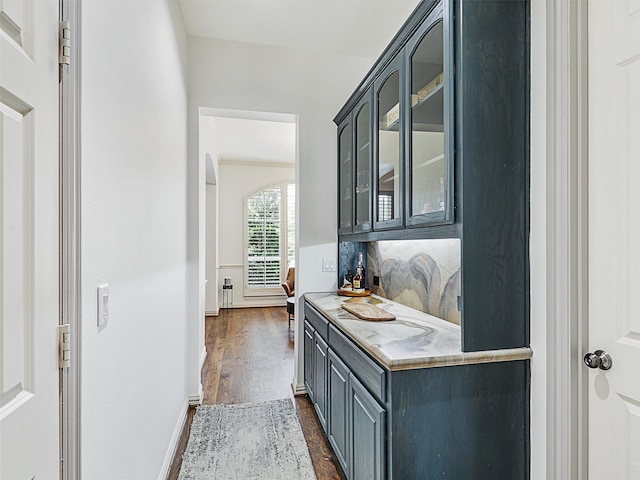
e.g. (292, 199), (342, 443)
(546, 0), (589, 478)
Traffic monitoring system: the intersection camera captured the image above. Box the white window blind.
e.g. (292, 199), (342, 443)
(244, 182), (295, 295)
(246, 186), (282, 288)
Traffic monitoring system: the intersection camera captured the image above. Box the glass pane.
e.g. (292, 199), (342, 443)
(411, 21), (445, 216)
(355, 102), (370, 228)
(377, 70), (400, 222)
(339, 125), (352, 230)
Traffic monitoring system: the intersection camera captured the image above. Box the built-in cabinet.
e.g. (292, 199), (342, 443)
(304, 304), (386, 480)
(335, 0), (529, 353)
(320, 0), (530, 477)
(304, 298), (530, 480)
(339, 1), (454, 237)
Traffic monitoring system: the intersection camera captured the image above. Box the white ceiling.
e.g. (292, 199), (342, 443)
(185, 1), (421, 164)
(178, 0), (422, 58)
(211, 116), (296, 164)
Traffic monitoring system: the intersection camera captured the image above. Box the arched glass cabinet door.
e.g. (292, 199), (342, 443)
(354, 89), (372, 233)
(405, 2), (453, 227)
(338, 121), (353, 235)
(374, 55), (404, 231)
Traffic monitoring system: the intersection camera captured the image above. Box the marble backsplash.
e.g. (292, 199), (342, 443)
(366, 239), (461, 325)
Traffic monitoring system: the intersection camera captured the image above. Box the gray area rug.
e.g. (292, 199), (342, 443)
(178, 398), (317, 480)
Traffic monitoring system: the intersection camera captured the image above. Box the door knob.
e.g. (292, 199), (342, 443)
(583, 350), (612, 371)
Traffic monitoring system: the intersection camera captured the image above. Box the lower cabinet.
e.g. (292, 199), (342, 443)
(303, 321), (315, 400)
(349, 374), (385, 480)
(327, 350), (349, 471)
(313, 332), (328, 431)
(305, 305), (386, 479)
(304, 300), (530, 480)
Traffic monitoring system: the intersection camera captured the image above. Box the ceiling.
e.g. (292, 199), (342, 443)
(210, 116), (296, 164)
(178, 0), (422, 58)
(184, 0), (421, 165)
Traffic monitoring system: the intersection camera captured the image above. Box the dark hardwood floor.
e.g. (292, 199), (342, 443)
(167, 307), (346, 480)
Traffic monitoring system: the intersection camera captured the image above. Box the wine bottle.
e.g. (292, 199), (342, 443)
(353, 252), (365, 292)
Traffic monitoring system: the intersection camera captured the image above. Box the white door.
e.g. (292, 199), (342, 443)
(588, 0), (640, 478)
(0, 0), (61, 478)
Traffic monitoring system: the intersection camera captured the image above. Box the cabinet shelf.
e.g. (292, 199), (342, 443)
(412, 84), (444, 132)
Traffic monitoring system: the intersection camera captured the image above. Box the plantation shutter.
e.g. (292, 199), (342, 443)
(246, 186), (282, 288)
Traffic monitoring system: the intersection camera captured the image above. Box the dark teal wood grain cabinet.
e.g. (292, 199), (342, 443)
(335, 0), (530, 353)
(305, 302), (387, 479)
(327, 350), (349, 471)
(350, 374), (385, 480)
(304, 296), (530, 480)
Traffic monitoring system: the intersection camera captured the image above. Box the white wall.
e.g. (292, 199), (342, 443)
(80, 1), (191, 478)
(188, 37), (375, 389)
(530, 1), (547, 478)
(217, 161), (295, 308)
(205, 182), (219, 315)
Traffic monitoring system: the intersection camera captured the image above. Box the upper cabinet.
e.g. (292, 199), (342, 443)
(354, 91), (373, 233)
(405, 14), (453, 227)
(337, 121), (353, 235)
(374, 58), (404, 231)
(337, 0), (456, 241)
(334, 0), (530, 352)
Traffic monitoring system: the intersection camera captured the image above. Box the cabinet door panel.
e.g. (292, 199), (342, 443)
(354, 90), (372, 233)
(314, 333), (328, 432)
(350, 374), (385, 480)
(304, 321), (315, 401)
(328, 350), (350, 472)
(338, 121), (353, 234)
(374, 55), (404, 231)
(405, 1), (454, 228)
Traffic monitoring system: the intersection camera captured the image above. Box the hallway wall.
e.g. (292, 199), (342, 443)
(80, 0), (191, 478)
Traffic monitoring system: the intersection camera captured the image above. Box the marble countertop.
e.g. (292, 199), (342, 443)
(304, 292), (532, 371)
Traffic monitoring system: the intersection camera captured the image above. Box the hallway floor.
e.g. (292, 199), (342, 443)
(168, 307), (346, 479)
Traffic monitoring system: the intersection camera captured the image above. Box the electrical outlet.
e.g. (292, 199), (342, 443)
(322, 258), (336, 272)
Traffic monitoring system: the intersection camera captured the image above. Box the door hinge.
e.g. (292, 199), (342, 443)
(58, 324), (71, 368)
(58, 21), (70, 65)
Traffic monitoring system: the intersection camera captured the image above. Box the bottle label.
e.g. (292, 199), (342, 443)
(353, 279), (361, 289)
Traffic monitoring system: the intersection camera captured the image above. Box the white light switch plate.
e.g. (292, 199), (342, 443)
(97, 284), (109, 327)
(322, 258), (336, 272)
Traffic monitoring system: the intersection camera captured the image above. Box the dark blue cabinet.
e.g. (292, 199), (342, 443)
(328, 350), (349, 472)
(313, 332), (328, 431)
(305, 303), (387, 479)
(350, 374), (385, 480)
(335, 0), (530, 353)
(304, 299), (530, 480)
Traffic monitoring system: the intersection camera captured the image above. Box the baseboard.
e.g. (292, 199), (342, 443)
(291, 381), (307, 396)
(188, 394), (201, 406)
(199, 346), (207, 371)
(205, 309), (219, 316)
(158, 398), (189, 480)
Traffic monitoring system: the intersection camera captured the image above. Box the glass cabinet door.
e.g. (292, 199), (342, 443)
(374, 57), (403, 230)
(338, 122), (353, 234)
(354, 92), (372, 232)
(406, 7), (453, 226)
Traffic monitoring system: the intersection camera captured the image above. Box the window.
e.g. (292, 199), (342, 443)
(244, 182), (295, 295)
(378, 194), (393, 222)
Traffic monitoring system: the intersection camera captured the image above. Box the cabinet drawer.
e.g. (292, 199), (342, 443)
(329, 324), (386, 403)
(304, 302), (329, 340)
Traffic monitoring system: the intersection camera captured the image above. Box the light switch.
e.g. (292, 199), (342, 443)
(322, 258), (336, 272)
(97, 284), (109, 327)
